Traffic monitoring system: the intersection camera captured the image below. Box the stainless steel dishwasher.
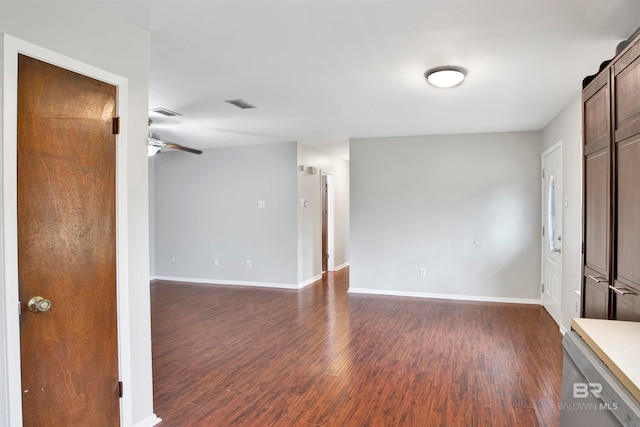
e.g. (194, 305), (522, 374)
(560, 331), (640, 426)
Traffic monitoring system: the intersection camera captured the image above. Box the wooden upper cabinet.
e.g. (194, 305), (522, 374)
(584, 72), (611, 154)
(583, 72), (611, 278)
(613, 41), (640, 143)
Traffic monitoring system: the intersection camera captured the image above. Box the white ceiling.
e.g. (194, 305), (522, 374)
(99, 0), (640, 160)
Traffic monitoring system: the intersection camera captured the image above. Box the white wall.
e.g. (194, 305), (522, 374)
(350, 132), (542, 302)
(297, 143), (350, 284)
(542, 94), (583, 332)
(149, 158), (156, 277)
(0, 2), (156, 426)
(153, 142), (299, 286)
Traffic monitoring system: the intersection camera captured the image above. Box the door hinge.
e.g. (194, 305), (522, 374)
(112, 117), (120, 135)
(542, 169), (545, 178)
(542, 226), (545, 236)
(118, 381), (123, 398)
(18, 301), (21, 315)
(581, 242), (584, 254)
(541, 283), (545, 293)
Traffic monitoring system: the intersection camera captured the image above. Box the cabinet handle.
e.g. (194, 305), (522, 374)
(609, 285), (636, 296)
(588, 275), (607, 283)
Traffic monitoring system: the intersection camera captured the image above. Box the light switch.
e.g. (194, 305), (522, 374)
(258, 200), (266, 209)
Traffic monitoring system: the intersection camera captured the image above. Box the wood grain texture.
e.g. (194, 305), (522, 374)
(151, 269), (563, 426)
(612, 39), (640, 321)
(583, 272), (610, 320)
(614, 43), (640, 143)
(18, 54), (119, 426)
(584, 148), (610, 276)
(584, 84), (610, 154)
(615, 135), (640, 286)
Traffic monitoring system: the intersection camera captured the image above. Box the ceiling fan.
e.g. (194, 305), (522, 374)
(147, 117), (203, 156)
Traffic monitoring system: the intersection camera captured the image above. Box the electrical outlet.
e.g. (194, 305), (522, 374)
(170, 257), (175, 263)
(419, 268), (426, 277)
(214, 258), (219, 266)
(246, 260), (252, 268)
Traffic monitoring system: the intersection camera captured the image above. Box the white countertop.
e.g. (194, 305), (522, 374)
(571, 317), (640, 402)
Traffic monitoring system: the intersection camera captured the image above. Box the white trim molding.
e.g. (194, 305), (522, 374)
(133, 414), (162, 427)
(334, 262), (350, 271)
(348, 287), (542, 305)
(154, 275), (303, 290)
(153, 274), (325, 291)
(298, 274), (322, 289)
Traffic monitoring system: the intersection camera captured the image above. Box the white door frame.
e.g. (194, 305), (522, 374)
(541, 140), (563, 326)
(0, 34), (133, 426)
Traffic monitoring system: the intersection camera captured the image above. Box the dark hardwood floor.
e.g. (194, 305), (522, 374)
(151, 268), (563, 426)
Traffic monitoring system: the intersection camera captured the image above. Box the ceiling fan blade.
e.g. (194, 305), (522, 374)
(164, 142), (203, 155)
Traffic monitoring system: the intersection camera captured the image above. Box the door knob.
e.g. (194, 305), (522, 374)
(28, 296), (51, 313)
(552, 247), (561, 253)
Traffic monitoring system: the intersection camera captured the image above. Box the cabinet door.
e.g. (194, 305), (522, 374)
(582, 72), (611, 319)
(583, 271), (610, 319)
(613, 41), (640, 143)
(612, 134), (640, 320)
(613, 291), (640, 321)
(584, 147), (610, 275)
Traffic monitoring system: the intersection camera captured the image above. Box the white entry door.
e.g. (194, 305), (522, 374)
(542, 143), (563, 325)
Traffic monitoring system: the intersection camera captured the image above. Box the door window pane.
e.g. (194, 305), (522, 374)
(548, 175), (556, 250)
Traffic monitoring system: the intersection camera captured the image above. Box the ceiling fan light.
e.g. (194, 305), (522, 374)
(425, 67), (466, 88)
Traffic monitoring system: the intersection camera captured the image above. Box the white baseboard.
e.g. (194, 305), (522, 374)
(348, 287), (542, 305)
(154, 275), (302, 290)
(154, 274), (325, 290)
(333, 262), (350, 271)
(132, 414), (162, 427)
(559, 325), (568, 335)
(298, 274), (323, 289)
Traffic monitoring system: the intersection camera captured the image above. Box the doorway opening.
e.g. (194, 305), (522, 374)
(321, 173), (335, 272)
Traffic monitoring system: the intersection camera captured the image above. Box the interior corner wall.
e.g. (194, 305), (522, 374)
(350, 132), (542, 301)
(296, 143), (350, 284)
(0, 2), (154, 426)
(542, 94), (582, 332)
(153, 142), (298, 286)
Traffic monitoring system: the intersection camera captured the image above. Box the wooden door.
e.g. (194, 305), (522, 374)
(17, 55), (120, 425)
(582, 71), (612, 319)
(611, 43), (640, 321)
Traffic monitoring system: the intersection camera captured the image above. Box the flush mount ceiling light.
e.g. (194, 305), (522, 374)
(424, 66), (467, 88)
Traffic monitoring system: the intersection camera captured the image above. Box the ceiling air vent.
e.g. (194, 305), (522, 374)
(150, 108), (182, 117)
(225, 99), (256, 109)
